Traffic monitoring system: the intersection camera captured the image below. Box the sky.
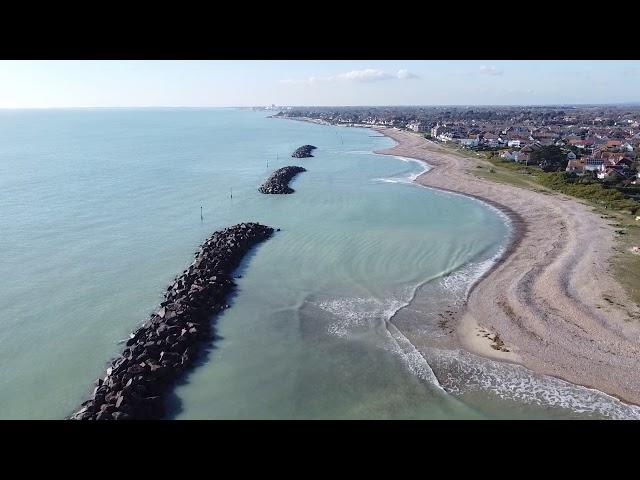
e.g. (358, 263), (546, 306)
(0, 60), (638, 108)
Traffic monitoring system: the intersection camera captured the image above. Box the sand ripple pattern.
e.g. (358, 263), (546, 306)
(375, 128), (640, 406)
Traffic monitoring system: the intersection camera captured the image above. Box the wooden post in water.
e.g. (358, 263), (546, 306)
(200, 205), (203, 222)
(230, 187), (233, 199)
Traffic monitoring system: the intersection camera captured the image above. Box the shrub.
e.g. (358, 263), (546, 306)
(538, 172), (639, 214)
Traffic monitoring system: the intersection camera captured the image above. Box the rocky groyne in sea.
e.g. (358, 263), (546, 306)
(70, 222), (275, 420)
(258, 166), (306, 194)
(291, 145), (317, 158)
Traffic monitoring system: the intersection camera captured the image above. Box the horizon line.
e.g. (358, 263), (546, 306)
(1, 102), (640, 110)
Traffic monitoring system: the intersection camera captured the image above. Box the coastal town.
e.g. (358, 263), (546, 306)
(274, 106), (640, 190)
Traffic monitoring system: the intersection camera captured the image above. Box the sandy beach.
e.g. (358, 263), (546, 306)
(374, 127), (640, 405)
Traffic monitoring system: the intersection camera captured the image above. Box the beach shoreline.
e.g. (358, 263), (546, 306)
(370, 126), (640, 406)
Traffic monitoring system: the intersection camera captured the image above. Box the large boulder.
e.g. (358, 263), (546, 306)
(291, 145), (317, 158)
(69, 223), (275, 420)
(258, 166), (307, 194)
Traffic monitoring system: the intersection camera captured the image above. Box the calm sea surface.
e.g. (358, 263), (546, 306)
(0, 108), (637, 419)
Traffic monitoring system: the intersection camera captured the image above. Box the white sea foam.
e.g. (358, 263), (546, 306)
(385, 321), (445, 391)
(372, 155), (431, 184)
(431, 348), (640, 419)
(317, 295), (409, 339)
(361, 148), (640, 418)
(315, 292), (444, 391)
(441, 244), (507, 298)
(315, 291), (640, 418)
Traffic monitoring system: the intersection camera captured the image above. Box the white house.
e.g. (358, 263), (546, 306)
(459, 138), (479, 148)
(584, 158), (603, 172)
(438, 132), (459, 143)
(431, 124), (447, 138)
(507, 139), (523, 148)
(597, 169), (610, 180)
(407, 121), (429, 133)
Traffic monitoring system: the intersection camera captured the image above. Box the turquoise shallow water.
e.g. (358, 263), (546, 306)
(1, 108), (638, 419)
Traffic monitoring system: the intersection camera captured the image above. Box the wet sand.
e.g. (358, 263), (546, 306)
(374, 127), (640, 406)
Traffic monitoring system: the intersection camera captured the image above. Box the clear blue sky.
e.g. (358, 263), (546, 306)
(0, 60), (638, 108)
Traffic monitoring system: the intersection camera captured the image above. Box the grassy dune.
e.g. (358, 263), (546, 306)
(465, 151), (640, 306)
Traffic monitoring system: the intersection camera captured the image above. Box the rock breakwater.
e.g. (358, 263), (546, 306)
(70, 222), (275, 420)
(258, 166), (306, 194)
(291, 145), (316, 158)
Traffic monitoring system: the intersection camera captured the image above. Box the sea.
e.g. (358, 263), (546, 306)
(1, 108), (638, 419)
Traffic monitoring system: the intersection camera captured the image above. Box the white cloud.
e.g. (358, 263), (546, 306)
(281, 68), (419, 85)
(336, 69), (393, 82)
(479, 65), (503, 76)
(397, 69), (419, 80)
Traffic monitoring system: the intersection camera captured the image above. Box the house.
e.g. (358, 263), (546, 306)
(597, 152), (628, 165)
(567, 151), (577, 161)
(584, 158), (604, 172)
(438, 132), (459, 143)
(482, 133), (500, 148)
(500, 150), (517, 161)
(459, 138), (479, 148)
(597, 166), (628, 181)
(407, 121), (429, 133)
(500, 150), (529, 163)
(536, 137), (558, 146)
(593, 136), (609, 146)
(532, 129), (558, 144)
(566, 159), (586, 174)
(596, 156), (630, 179)
(431, 124), (447, 138)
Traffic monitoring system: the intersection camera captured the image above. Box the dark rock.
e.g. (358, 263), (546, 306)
(258, 166), (306, 194)
(160, 351), (180, 364)
(95, 411), (113, 421)
(69, 223), (275, 420)
(291, 145), (317, 158)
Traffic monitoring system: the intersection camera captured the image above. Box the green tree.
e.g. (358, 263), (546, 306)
(530, 145), (568, 172)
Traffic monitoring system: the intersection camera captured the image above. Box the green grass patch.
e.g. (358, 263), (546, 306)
(537, 173), (639, 214)
(605, 211), (640, 307)
(474, 168), (537, 189)
(464, 148), (640, 307)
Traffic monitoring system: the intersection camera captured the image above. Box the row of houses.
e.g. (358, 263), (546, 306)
(427, 121), (640, 153)
(498, 142), (638, 182)
(566, 153), (637, 181)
